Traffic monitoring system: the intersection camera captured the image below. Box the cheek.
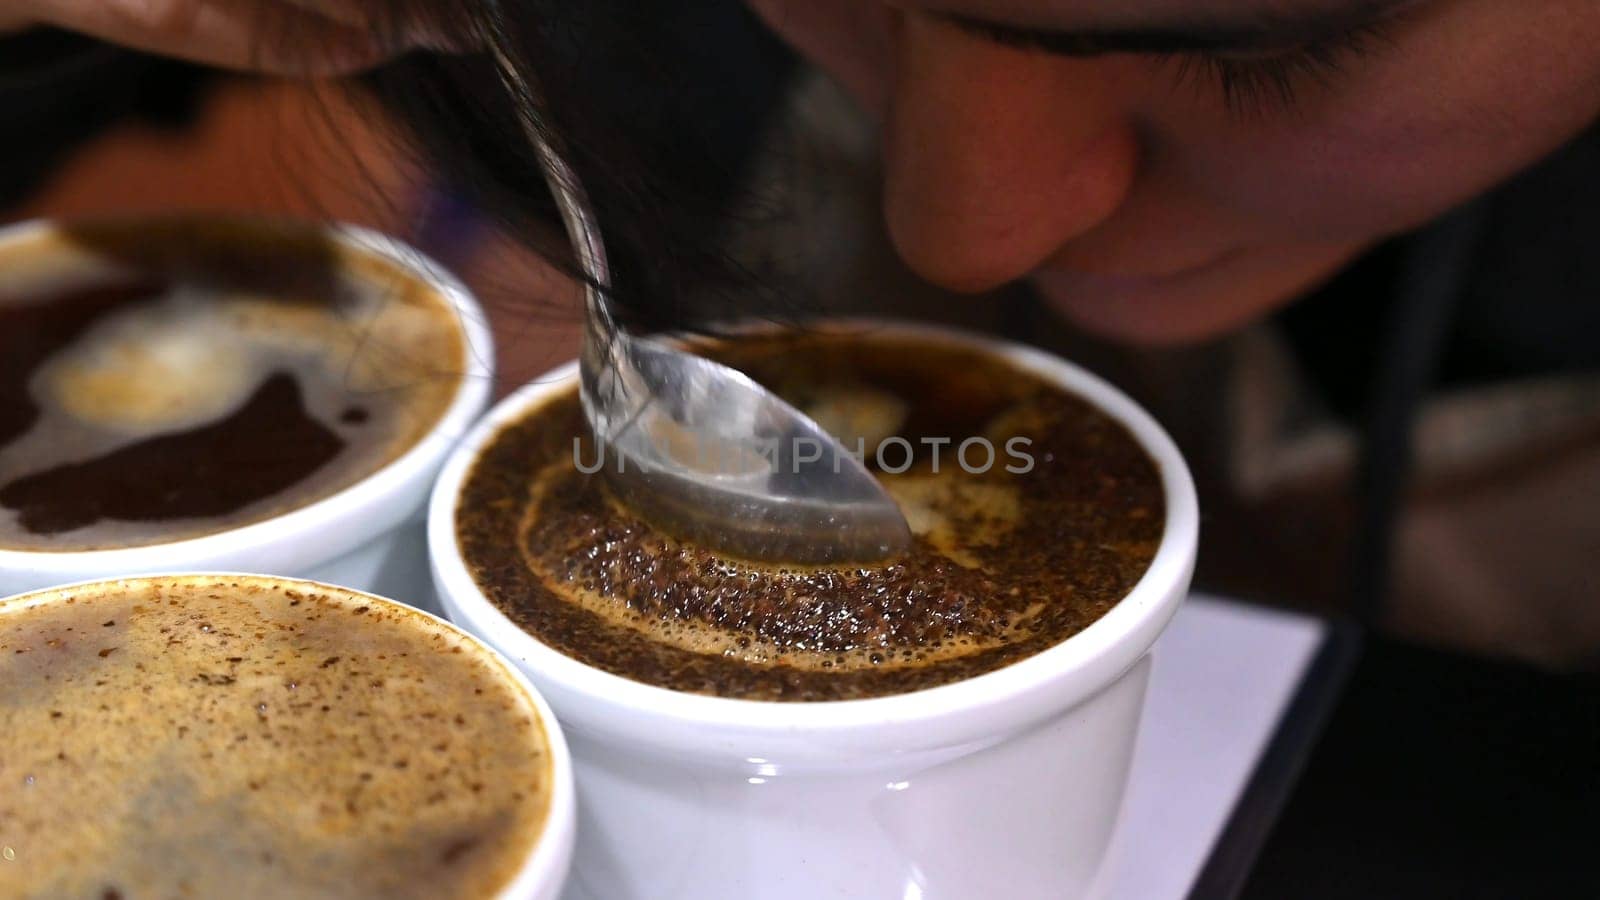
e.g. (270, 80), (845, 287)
(1158, 0), (1600, 242)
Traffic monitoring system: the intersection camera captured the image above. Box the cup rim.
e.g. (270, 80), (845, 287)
(429, 319), (1197, 753)
(0, 215), (494, 575)
(0, 571), (576, 899)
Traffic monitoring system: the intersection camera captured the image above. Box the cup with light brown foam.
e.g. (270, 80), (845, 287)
(0, 216), (493, 605)
(0, 573), (574, 899)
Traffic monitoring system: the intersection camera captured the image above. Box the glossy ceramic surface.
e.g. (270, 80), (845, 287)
(430, 321), (1198, 900)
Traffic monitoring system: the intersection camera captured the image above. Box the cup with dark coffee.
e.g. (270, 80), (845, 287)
(0, 216), (492, 602)
(429, 321), (1198, 899)
(0, 573), (574, 899)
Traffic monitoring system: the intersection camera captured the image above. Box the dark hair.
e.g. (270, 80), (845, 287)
(355, 0), (799, 332)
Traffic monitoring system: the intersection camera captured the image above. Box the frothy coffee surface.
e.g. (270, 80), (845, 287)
(0, 219), (464, 551)
(457, 331), (1165, 701)
(0, 575), (553, 899)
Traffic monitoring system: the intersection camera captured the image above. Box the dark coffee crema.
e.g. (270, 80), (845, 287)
(0, 575), (553, 900)
(0, 218), (464, 551)
(457, 330), (1165, 701)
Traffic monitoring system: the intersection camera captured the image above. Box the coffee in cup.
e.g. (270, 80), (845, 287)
(0, 217), (466, 553)
(453, 327), (1165, 701)
(0, 574), (569, 899)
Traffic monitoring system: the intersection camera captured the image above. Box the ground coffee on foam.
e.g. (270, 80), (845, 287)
(458, 331), (1164, 701)
(0, 575), (552, 899)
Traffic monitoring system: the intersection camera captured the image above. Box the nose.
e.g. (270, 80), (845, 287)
(882, 14), (1139, 293)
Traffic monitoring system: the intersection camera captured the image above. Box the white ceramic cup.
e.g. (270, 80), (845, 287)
(0, 218), (494, 609)
(428, 322), (1198, 900)
(0, 572), (577, 900)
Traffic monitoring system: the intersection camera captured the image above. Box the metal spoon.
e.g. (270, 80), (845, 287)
(486, 38), (911, 564)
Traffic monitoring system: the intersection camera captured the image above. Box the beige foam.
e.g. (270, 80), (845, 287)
(0, 575), (551, 900)
(39, 285), (453, 435)
(42, 289), (260, 433)
(884, 474), (1021, 567)
(801, 385), (908, 452)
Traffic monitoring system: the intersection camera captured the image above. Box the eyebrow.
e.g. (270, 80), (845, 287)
(940, 0), (1417, 55)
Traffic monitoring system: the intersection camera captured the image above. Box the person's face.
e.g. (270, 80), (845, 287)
(745, 0), (1600, 343)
